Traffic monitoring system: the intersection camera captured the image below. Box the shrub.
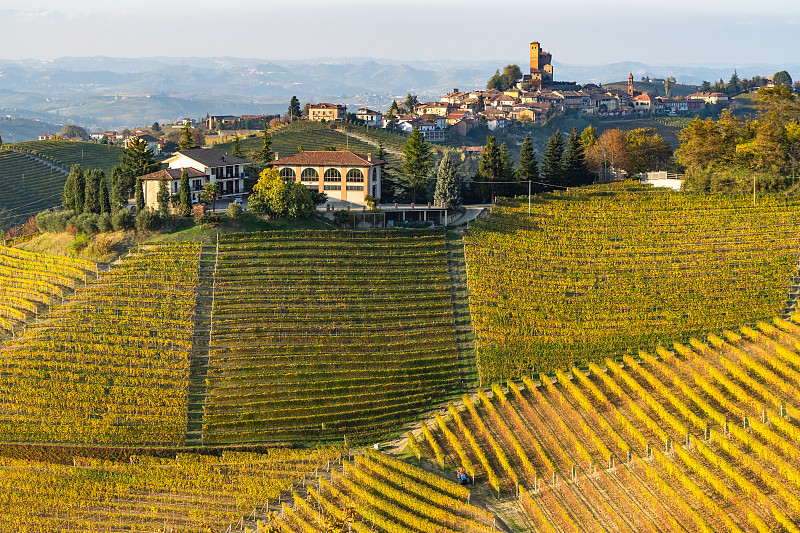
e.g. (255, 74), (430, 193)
(226, 201), (243, 220)
(334, 209), (351, 226)
(97, 212), (113, 233)
(35, 209), (76, 233)
(68, 233), (90, 255)
(112, 209), (134, 231)
(135, 208), (161, 232)
(195, 212), (221, 225)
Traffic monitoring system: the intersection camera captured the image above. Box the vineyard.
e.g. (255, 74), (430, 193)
(8, 140), (126, 175)
(0, 151), (68, 218)
(0, 447), (339, 533)
(422, 314), (800, 532)
(203, 230), (460, 444)
(270, 448), (497, 533)
(465, 183), (800, 381)
(0, 242), (200, 445)
(0, 245), (97, 338)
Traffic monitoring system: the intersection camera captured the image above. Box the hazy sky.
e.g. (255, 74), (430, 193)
(1, 0), (798, 66)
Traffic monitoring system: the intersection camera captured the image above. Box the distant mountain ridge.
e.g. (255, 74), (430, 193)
(0, 56), (795, 132)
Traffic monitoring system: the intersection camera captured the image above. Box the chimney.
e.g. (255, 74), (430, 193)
(367, 153), (372, 162)
(453, 88), (459, 94)
(221, 154), (225, 162)
(274, 152), (279, 161)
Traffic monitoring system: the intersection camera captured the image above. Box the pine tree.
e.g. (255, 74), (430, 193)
(99, 171), (111, 214)
(120, 136), (159, 190)
(157, 174), (170, 216)
(541, 131), (565, 189)
(179, 168), (191, 216)
(563, 128), (592, 187)
(110, 166), (128, 211)
(476, 136), (504, 202)
(516, 134), (540, 192)
(135, 177), (144, 212)
(179, 123), (194, 150)
(74, 165), (85, 214)
(232, 134), (243, 158)
(434, 151), (463, 209)
(399, 126), (433, 203)
(63, 164), (80, 211)
(83, 169), (101, 214)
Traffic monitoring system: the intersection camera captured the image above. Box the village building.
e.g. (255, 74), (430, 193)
(205, 115), (237, 129)
(355, 108), (382, 126)
(160, 149), (249, 200)
(269, 151), (384, 207)
(309, 103), (347, 122)
(125, 134), (160, 155)
(139, 167), (208, 210)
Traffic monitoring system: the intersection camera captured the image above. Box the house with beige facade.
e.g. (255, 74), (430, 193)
(140, 167), (207, 210)
(269, 151), (384, 206)
(309, 103), (347, 122)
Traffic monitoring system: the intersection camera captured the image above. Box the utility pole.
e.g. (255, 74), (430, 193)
(528, 180), (532, 215)
(753, 175), (756, 207)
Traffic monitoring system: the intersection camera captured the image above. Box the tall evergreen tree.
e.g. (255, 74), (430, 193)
(157, 174), (170, 216)
(120, 136), (159, 190)
(74, 164), (86, 214)
(135, 177), (144, 213)
(434, 151), (463, 209)
(288, 96), (302, 121)
(563, 128), (593, 187)
(516, 134), (540, 192)
(83, 169), (101, 214)
(179, 168), (191, 216)
(110, 166), (128, 211)
(63, 164), (81, 211)
(257, 125), (273, 166)
(475, 136), (505, 202)
(399, 126), (433, 203)
(179, 123), (194, 151)
(98, 171), (111, 214)
(541, 131), (565, 189)
(232, 134), (243, 158)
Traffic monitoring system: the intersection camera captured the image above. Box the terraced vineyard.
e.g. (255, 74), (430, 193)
(0, 447), (338, 533)
(203, 230), (460, 444)
(465, 183), (800, 380)
(424, 314), (800, 532)
(0, 242), (200, 445)
(0, 245), (97, 337)
(0, 150), (68, 217)
(272, 448), (497, 533)
(10, 140), (125, 175)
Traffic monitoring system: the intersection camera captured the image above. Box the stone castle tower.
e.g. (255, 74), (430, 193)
(529, 42), (553, 85)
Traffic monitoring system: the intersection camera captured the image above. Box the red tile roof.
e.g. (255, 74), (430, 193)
(269, 151), (386, 167)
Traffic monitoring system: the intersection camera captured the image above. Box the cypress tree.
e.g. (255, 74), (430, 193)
(157, 174), (170, 216)
(99, 170), (111, 214)
(563, 128), (593, 187)
(179, 168), (191, 215)
(63, 164), (80, 211)
(111, 166), (128, 211)
(232, 134), (243, 158)
(74, 164), (85, 214)
(83, 169), (101, 214)
(516, 134), (540, 192)
(499, 141), (516, 197)
(541, 131), (565, 189)
(135, 177), (145, 213)
(434, 151), (463, 209)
